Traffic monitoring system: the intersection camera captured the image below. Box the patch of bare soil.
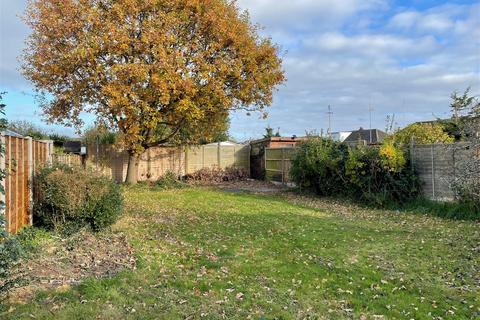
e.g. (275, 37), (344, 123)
(10, 230), (136, 303)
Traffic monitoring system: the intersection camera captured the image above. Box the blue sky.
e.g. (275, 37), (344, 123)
(1, 0), (479, 140)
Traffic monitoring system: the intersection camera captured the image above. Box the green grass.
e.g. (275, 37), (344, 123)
(4, 185), (480, 319)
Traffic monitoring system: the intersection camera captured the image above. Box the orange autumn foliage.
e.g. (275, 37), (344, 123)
(22, 0), (285, 157)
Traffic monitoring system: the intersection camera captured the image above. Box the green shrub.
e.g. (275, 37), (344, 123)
(34, 165), (123, 233)
(452, 180), (480, 216)
(345, 145), (420, 206)
(290, 137), (347, 196)
(291, 138), (420, 207)
(0, 216), (24, 302)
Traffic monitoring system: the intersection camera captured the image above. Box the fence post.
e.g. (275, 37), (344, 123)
(233, 146), (237, 169)
(409, 138), (415, 172)
(184, 146), (189, 175)
(264, 148), (268, 181)
(281, 148), (285, 185)
(43, 140), (54, 165)
(27, 137), (33, 226)
(0, 135), (5, 224)
(217, 142), (221, 169)
(431, 144), (436, 200)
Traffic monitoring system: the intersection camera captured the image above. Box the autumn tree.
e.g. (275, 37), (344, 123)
(22, 0), (285, 183)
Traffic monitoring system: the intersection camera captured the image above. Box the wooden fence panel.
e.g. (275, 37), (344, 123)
(1, 135), (51, 234)
(52, 153), (83, 167)
(265, 148), (297, 184)
(33, 140), (48, 175)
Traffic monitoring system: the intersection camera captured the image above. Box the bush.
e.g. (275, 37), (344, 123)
(185, 167), (249, 183)
(291, 138), (420, 207)
(34, 165), (123, 233)
(345, 145), (420, 206)
(290, 137), (347, 196)
(452, 180), (480, 215)
(391, 122), (455, 144)
(0, 216), (24, 302)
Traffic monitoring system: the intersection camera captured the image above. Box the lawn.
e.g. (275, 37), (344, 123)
(5, 185), (480, 319)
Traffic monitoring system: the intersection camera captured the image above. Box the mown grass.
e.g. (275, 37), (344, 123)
(4, 185), (480, 319)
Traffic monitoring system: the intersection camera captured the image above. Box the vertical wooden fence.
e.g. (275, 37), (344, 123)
(1, 134), (52, 234)
(52, 153), (83, 167)
(265, 148), (297, 184)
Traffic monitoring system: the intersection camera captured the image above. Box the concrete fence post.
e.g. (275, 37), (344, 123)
(431, 144), (436, 200)
(27, 137), (33, 226)
(233, 146), (237, 169)
(217, 143), (221, 169)
(409, 139), (415, 172)
(184, 146), (189, 175)
(0, 135), (6, 221)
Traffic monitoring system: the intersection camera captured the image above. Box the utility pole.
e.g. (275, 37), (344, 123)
(327, 105), (333, 138)
(368, 104), (374, 144)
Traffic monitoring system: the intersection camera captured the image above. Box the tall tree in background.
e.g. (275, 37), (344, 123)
(444, 87), (480, 140)
(450, 89), (480, 211)
(22, 0), (285, 183)
(7, 120), (47, 140)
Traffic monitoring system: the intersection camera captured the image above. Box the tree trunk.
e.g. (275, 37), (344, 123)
(125, 152), (139, 184)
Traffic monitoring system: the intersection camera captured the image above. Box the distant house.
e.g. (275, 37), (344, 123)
(331, 131), (352, 143)
(344, 128), (386, 145)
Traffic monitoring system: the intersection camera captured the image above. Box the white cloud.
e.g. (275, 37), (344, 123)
(229, 1), (480, 138)
(237, 0), (387, 32)
(389, 11), (420, 29)
(306, 33), (438, 59)
(418, 13), (454, 32)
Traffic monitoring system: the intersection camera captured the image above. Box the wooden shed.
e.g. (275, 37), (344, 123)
(250, 136), (305, 179)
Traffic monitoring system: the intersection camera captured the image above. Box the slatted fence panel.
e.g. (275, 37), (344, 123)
(265, 148), (297, 184)
(52, 153), (83, 167)
(33, 140), (48, 174)
(2, 136), (51, 234)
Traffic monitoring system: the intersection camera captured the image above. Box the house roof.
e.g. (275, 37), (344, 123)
(250, 136), (306, 145)
(344, 128), (386, 144)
